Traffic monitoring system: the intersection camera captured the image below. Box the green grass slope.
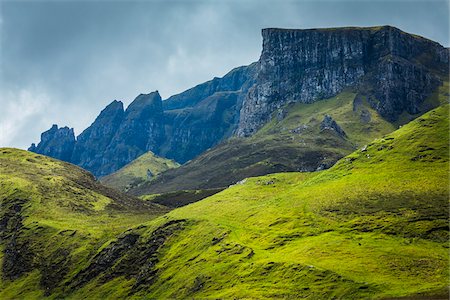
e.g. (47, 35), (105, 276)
(131, 80), (449, 197)
(0, 149), (167, 299)
(129, 90), (395, 196)
(100, 151), (179, 192)
(61, 104), (449, 299)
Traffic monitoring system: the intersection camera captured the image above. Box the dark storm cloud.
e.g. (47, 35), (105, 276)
(1, 0), (448, 148)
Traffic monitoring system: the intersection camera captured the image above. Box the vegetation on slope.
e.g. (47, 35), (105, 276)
(26, 104), (446, 299)
(129, 90), (398, 196)
(139, 104), (449, 299)
(101, 151), (179, 192)
(0, 149), (167, 299)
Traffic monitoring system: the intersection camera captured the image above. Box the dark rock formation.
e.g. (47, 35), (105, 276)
(320, 115), (347, 138)
(28, 125), (75, 162)
(71, 100), (125, 174)
(69, 220), (186, 293)
(163, 64), (257, 110)
(160, 63), (257, 163)
(96, 92), (165, 176)
(236, 26), (449, 136)
(29, 26), (448, 177)
(30, 64), (256, 176)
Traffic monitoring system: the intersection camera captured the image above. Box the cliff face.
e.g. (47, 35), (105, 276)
(161, 63), (257, 162)
(71, 100), (125, 174)
(30, 65), (256, 176)
(236, 26), (449, 136)
(28, 125), (75, 162)
(29, 26), (449, 177)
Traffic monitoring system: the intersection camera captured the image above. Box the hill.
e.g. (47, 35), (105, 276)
(0, 149), (167, 298)
(100, 151), (179, 192)
(129, 80), (448, 196)
(3, 104), (447, 298)
(119, 104), (450, 298)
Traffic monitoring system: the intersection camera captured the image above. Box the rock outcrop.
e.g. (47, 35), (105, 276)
(28, 125), (75, 162)
(320, 115), (347, 138)
(30, 65), (257, 177)
(29, 26), (449, 177)
(71, 100), (125, 175)
(236, 26), (449, 136)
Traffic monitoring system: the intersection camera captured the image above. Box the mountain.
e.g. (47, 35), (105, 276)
(28, 125), (75, 162)
(237, 26), (449, 136)
(29, 26), (449, 179)
(100, 151), (180, 192)
(5, 104), (448, 298)
(29, 64), (256, 177)
(129, 79), (448, 196)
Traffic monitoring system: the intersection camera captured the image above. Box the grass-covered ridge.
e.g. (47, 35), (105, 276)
(101, 151), (179, 192)
(140, 104), (448, 299)
(0, 149), (167, 299)
(54, 104), (448, 299)
(1, 104), (448, 299)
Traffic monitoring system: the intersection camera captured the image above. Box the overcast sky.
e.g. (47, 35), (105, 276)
(1, 0), (448, 149)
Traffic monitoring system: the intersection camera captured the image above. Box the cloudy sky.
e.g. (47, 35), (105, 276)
(1, 0), (449, 149)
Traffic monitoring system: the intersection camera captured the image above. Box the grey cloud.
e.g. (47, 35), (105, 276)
(0, 0), (448, 149)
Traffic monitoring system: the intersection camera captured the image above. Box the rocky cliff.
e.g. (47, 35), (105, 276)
(30, 65), (256, 177)
(236, 26), (449, 136)
(29, 125), (75, 162)
(29, 26), (449, 177)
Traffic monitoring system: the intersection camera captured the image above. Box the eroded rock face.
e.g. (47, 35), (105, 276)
(236, 26), (449, 136)
(71, 100), (125, 174)
(29, 64), (257, 176)
(320, 115), (347, 138)
(28, 125), (75, 162)
(29, 26), (448, 177)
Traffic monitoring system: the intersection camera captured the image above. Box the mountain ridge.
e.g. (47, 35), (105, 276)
(29, 25), (449, 178)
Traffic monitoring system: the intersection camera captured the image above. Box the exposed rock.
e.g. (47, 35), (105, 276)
(163, 63), (257, 110)
(69, 219), (186, 293)
(30, 64), (257, 176)
(237, 26), (449, 136)
(28, 125), (75, 162)
(97, 92), (165, 176)
(290, 124), (309, 134)
(1, 198), (34, 281)
(360, 109), (372, 123)
(29, 26), (448, 177)
(71, 100), (125, 174)
(320, 115), (347, 138)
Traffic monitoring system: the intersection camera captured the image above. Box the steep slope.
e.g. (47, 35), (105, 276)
(129, 80), (448, 196)
(29, 64), (256, 177)
(19, 104), (448, 299)
(28, 125), (75, 162)
(100, 151), (180, 192)
(0, 149), (167, 298)
(237, 26), (449, 136)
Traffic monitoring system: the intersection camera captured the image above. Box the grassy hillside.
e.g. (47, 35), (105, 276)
(131, 104), (449, 298)
(10, 104), (443, 299)
(0, 149), (167, 299)
(129, 90), (395, 195)
(101, 151), (179, 192)
(1, 104), (448, 299)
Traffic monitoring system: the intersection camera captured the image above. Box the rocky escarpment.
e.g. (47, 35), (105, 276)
(236, 26), (449, 136)
(29, 125), (75, 162)
(29, 26), (448, 177)
(30, 65), (256, 177)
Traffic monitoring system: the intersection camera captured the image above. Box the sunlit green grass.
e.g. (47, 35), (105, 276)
(130, 104), (448, 299)
(1, 103), (448, 299)
(101, 151), (179, 192)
